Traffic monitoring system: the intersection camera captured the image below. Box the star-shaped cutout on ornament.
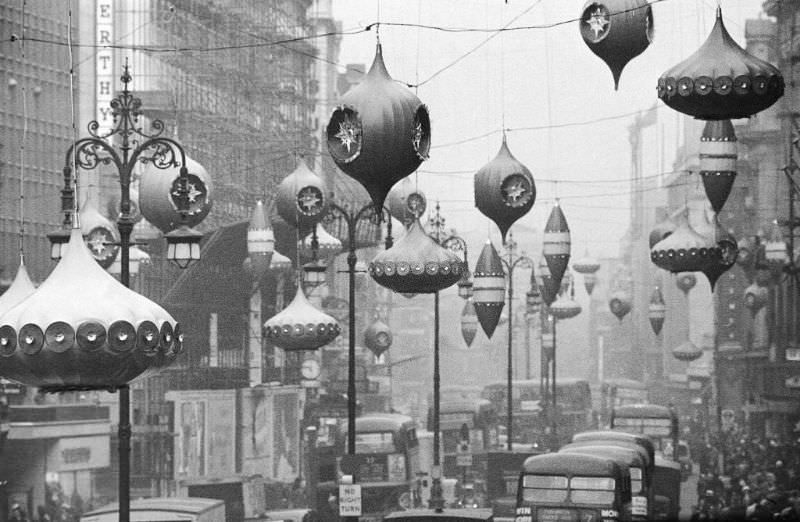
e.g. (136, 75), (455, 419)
(335, 118), (360, 153)
(185, 182), (203, 204)
(412, 122), (424, 151)
(503, 180), (528, 203)
(587, 8), (609, 39)
(87, 231), (108, 256)
(298, 188), (322, 213)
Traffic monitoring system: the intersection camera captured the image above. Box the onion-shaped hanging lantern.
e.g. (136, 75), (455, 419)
(276, 160), (329, 230)
(139, 156), (212, 233)
(298, 223), (343, 261)
(608, 289), (632, 321)
(80, 200), (120, 269)
(744, 283), (769, 315)
(263, 284), (341, 351)
(649, 217), (676, 249)
(369, 220), (464, 294)
(583, 272), (598, 295)
(699, 120), (737, 213)
(648, 286), (666, 335)
(537, 257), (559, 307)
(702, 224), (739, 290)
(657, 7), (784, 120)
(0, 228), (180, 391)
(364, 318), (393, 357)
(326, 44), (430, 210)
(473, 136), (536, 242)
(472, 240), (506, 338)
(572, 251), (600, 275)
(543, 203), (571, 291)
(673, 340), (703, 362)
(0, 258), (36, 316)
(676, 273), (697, 295)
(550, 286), (582, 320)
(579, 0), (653, 90)
(460, 299), (478, 347)
(651, 213), (721, 273)
(387, 177), (427, 227)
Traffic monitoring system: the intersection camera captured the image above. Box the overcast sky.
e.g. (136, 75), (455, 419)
(329, 0), (766, 259)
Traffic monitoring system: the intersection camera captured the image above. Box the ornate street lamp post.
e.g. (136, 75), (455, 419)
(47, 65), (206, 522)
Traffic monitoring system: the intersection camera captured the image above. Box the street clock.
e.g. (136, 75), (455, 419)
(301, 359), (320, 380)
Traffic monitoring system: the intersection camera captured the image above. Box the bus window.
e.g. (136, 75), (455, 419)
(520, 475), (568, 503)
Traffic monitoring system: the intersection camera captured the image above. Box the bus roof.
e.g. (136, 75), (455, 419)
(523, 452), (628, 477)
(560, 443), (646, 468)
(83, 497), (224, 516)
(613, 404), (675, 418)
(572, 431), (655, 464)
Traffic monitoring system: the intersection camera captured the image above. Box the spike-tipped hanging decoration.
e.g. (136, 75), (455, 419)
(536, 257), (559, 306)
(672, 340), (703, 362)
(579, 0), (653, 89)
(0, 228), (181, 390)
(387, 177), (427, 227)
(364, 318), (393, 357)
(609, 289), (632, 321)
(369, 220), (464, 294)
(676, 273), (697, 295)
(276, 160), (329, 231)
(702, 223), (739, 290)
(472, 240), (506, 338)
(263, 285), (341, 351)
(80, 200), (120, 269)
(243, 200), (274, 280)
(651, 213), (721, 273)
(582, 272), (597, 295)
(657, 8), (784, 120)
(460, 299), (478, 347)
(699, 120), (737, 213)
(139, 156), (212, 233)
(543, 203), (571, 291)
(648, 286), (666, 335)
(327, 44), (431, 210)
(473, 137), (536, 242)
(0, 259), (36, 317)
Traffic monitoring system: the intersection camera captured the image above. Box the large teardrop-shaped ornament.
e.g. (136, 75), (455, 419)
(327, 44), (430, 210)
(139, 156), (212, 233)
(579, 0), (653, 89)
(543, 203), (571, 291)
(651, 213), (721, 273)
(276, 160), (329, 231)
(474, 137), (536, 242)
(648, 286), (666, 335)
(699, 120), (737, 213)
(460, 299), (478, 347)
(472, 240), (506, 338)
(364, 318), (393, 357)
(387, 177), (427, 228)
(537, 257), (559, 307)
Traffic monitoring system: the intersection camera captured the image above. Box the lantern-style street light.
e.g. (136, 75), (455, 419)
(42, 65), (208, 522)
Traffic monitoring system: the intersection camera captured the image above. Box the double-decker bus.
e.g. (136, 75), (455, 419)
(427, 385), (498, 480)
(481, 379), (593, 449)
(610, 403), (679, 460)
(316, 413), (420, 520)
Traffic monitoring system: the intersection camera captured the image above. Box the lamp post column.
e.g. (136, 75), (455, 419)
(551, 316), (558, 447)
(506, 266), (514, 452)
(430, 291), (444, 511)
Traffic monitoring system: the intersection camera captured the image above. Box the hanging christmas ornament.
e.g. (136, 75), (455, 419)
(579, 0), (653, 89)
(387, 177), (427, 227)
(699, 120), (737, 213)
(702, 223), (739, 290)
(364, 318), (393, 357)
(744, 282), (769, 316)
(764, 221), (789, 267)
(401, 293), (417, 299)
(276, 159), (329, 231)
(0, 258), (36, 316)
(676, 273), (697, 295)
(608, 289), (632, 321)
(472, 240), (506, 338)
(139, 156), (212, 233)
(473, 136), (536, 242)
(583, 272), (598, 295)
(543, 203), (571, 292)
(460, 299), (478, 347)
(80, 200), (120, 269)
(243, 200), (274, 281)
(0, 228), (180, 390)
(651, 213), (721, 273)
(327, 44), (430, 210)
(269, 250), (294, 274)
(550, 285), (582, 320)
(657, 7), (784, 120)
(649, 216), (677, 249)
(298, 223), (343, 261)
(572, 251), (600, 275)
(648, 286), (666, 335)
(537, 257), (559, 307)
(263, 284), (341, 351)
(672, 340), (703, 362)
(369, 220), (464, 294)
